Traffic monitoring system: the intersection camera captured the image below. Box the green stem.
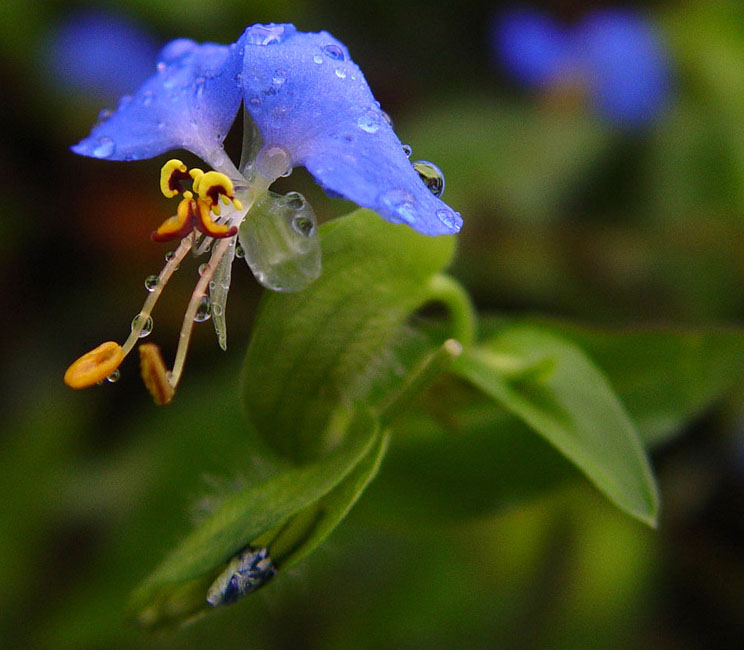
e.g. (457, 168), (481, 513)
(425, 273), (477, 347)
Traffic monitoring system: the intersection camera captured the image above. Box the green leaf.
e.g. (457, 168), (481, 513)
(453, 325), (659, 527)
(130, 408), (379, 629)
(480, 317), (744, 446)
(242, 209), (455, 461)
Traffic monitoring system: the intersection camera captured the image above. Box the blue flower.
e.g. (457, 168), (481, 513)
(66, 23), (461, 404)
(493, 7), (671, 128)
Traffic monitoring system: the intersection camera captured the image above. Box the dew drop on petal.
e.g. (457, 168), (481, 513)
(92, 137), (115, 158)
(165, 251), (176, 262)
(256, 145), (291, 179)
(381, 110), (393, 126)
(273, 69), (286, 86)
(357, 109), (381, 133)
(144, 275), (159, 292)
(131, 313), (154, 338)
(335, 68), (347, 79)
(412, 160), (445, 198)
(235, 244), (245, 259)
(245, 24), (287, 46)
(322, 43), (345, 60)
(194, 295), (212, 322)
(380, 189), (417, 225)
(436, 208), (460, 230)
(213, 303), (224, 317)
(402, 144), (412, 158)
(313, 54), (323, 64)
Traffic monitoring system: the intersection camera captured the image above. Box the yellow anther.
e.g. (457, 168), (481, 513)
(139, 343), (174, 405)
(189, 168), (205, 188)
(196, 170), (235, 206)
(64, 341), (124, 389)
(151, 198), (194, 242)
(233, 198), (243, 210)
(159, 159), (189, 198)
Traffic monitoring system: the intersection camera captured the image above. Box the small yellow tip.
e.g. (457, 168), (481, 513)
(232, 198), (243, 211)
(189, 168), (205, 191)
(183, 190), (193, 200)
(139, 343), (174, 405)
(64, 342), (124, 389)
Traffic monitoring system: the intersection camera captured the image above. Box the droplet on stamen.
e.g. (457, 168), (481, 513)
(106, 369), (121, 383)
(131, 313), (154, 338)
(144, 275), (159, 292)
(194, 295), (212, 322)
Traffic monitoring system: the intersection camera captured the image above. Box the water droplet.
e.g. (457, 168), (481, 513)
(436, 208), (460, 230)
(322, 43), (345, 61)
(96, 108), (112, 124)
(245, 24), (287, 46)
(92, 137), (115, 158)
(235, 244), (245, 259)
(208, 280), (216, 292)
(357, 109), (381, 134)
(273, 69), (286, 86)
(142, 90), (153, 106)
(285, 192), (305, 210)
(194, 76), (206, 98)
(256, 145), (291, 179)
(379, 189), (417, 225)
(335, 68), (347, 79)
(165, 251), (176, 262)
(213, 304), (224, 317)
(402, 144), (412, 158)
(381, 110), (393, 126)
(159, 38), (197, 64)
(412, 160), (445, 198)
(198, 263), (208, 275)
(131, 313), (154, 338)
(249, 96), (260, 106)
(106, 369), (121, 383)
(292, 216), (315, 237)
(194, 295), (212, 322)
(313, 54), (323, 64)
(144, 275), (159, 292)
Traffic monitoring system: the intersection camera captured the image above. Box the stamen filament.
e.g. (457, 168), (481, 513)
(169, 237), (232, 386)
(121, 234), (194, 357)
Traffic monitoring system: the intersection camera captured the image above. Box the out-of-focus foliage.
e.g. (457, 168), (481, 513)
(2, 1), (744, 649)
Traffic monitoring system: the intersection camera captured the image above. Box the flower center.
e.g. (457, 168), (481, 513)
(64, 160), (249, 403)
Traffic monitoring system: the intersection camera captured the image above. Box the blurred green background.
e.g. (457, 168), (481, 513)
(1, 0), (743, 648)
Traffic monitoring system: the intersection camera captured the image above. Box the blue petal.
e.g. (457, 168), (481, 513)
(240, 24), (461, 235)
(574, 10), (670, 127)
(72, 35), (244, 162)
(493, 7), (570, 87)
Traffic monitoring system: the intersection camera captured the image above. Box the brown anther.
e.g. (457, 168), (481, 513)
(64, 341), (124, 389)
(139, 343), (175, 405)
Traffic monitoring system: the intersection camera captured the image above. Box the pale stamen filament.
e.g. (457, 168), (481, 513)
(121, 233), (194, 357)
(168, 236), (232, 387)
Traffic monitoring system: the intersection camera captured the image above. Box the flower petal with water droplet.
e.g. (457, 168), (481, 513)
(239, 26), (461, 235)
(71, 35), (244, 162)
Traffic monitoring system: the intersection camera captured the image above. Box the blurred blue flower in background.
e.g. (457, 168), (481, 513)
(493, 6), (672, 128)
(45, 9), (159, 102)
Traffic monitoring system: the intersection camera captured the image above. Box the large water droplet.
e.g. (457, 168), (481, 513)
(92, 137), (115, 158)
(159, 38), (197, 64)
(194, 295), (212, 322)
(436, 208), (460, 230)
(412, 160), (445, 198)
(357, 109), (381, 134)
(256, 145), (291, 180)
(379, 189), (417, 225)
(322, 43), (345, 60)
(131, 313), (154, 338)
(245, 24), (287, 46)
(144, 275), (159, 292)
